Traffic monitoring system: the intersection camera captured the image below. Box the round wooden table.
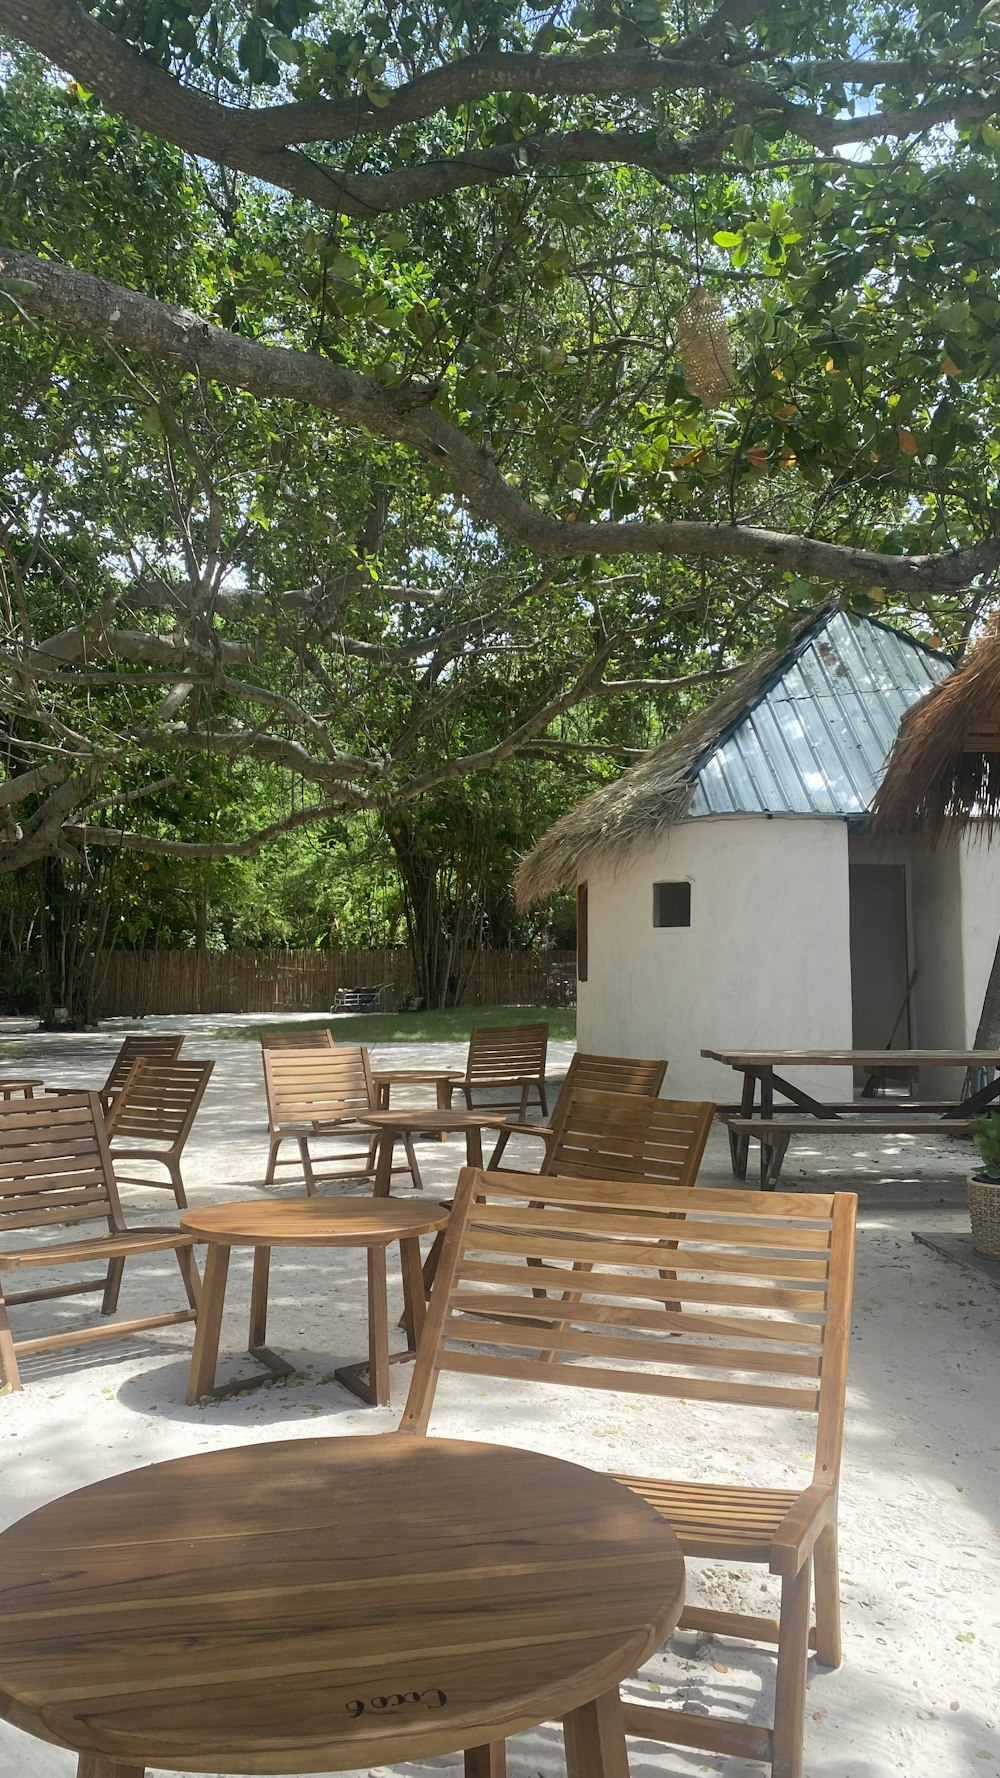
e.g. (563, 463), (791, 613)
(180, 1199), (449, 1407)
(359, 1108), (513, 1197)
(0, 1077), (43, 1099)
(0, 1435), (684, 1778)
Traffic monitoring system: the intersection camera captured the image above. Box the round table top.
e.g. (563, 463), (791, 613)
(180, 1197), (449, 1247)
(0, 1435), (684, 1775)
(359, 1107), (513, 1133)
(0, 1078), (44, 1092)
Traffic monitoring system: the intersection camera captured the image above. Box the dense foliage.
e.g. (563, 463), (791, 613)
(0, 0), (998, 1003)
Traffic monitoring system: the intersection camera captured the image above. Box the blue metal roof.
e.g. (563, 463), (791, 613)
(688, 610), (952, 818)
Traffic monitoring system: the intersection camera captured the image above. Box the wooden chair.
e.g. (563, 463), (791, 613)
(456, 1022), (550, 1119)
(403, 1166), (857, 1778)
(488, 1049), (667, 1168)
(104, 1057), (215, 1209)
(259, 1028), (335, 1050)
(47, 1033), (185, 1111)
(263, 1045), (420, 1195)
(0, 1091), (201, 1393)
(423, 1086), (713, 1297)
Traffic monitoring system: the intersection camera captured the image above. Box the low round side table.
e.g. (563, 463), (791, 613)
(0, 1434), (685, 1778)
(0, 1078), (43, 1100)
(359, 1108), (513, 1196)
(180, 1199), (448, 1407)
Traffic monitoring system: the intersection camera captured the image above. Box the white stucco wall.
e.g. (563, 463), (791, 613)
(576, 815), (853, 1101)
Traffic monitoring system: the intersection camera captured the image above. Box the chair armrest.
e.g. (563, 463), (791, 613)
(769, 1484), (837, 1576)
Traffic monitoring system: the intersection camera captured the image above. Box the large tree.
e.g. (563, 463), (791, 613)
(0, 4), (997, 881)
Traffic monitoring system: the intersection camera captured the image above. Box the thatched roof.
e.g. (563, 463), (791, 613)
(516, 607), (952, 906)
(870, 618), (1000, 839)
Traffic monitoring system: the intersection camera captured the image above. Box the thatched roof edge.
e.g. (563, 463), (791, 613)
(514, 609), (831, 907)
(869, 620), (1000, 839)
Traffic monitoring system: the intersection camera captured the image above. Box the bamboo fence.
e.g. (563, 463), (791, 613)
(93, 948), (577, 1017)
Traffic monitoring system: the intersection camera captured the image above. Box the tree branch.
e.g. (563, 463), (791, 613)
(4, 248), (996, 594)
(3, 0), (995, 214)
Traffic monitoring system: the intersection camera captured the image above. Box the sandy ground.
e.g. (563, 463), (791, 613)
(0, 1014), (998, 1778)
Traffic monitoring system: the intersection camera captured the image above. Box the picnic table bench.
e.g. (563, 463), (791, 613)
(702, 1048), (1000, 1188)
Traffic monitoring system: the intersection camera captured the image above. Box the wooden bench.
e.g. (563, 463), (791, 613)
(723, 1114), (973, 1189)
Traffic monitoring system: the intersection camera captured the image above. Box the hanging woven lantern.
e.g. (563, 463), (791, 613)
(675, 283), (735, 408)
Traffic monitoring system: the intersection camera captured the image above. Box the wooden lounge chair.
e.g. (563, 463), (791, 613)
(488, 1050), (668, 1167)
(402, 1167), (857, 1778)
(47, 1033), (185, 1111)
(457, 1022), (550, 1119)
(104, 1057), (215, 1209)
(259, 1028), (335, 1050)
(0, 1091), (200, 1393)
(263, 1045), (419, 1195)
(423, 1085), (713, 1296)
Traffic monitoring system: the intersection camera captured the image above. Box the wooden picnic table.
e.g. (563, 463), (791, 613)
(0, 1434), (684, 1778)
(701, 1047), (1000, 1188)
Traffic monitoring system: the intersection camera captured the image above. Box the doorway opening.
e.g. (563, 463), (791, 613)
(849, 863), (913, 1085)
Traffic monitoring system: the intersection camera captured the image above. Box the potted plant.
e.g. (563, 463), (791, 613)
(968, 1113), (1000, 1257)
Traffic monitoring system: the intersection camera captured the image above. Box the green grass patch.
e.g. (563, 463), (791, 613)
(208, 1004), (575, 1045)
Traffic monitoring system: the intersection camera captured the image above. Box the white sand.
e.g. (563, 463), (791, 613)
(0, 1016), (998, 1778)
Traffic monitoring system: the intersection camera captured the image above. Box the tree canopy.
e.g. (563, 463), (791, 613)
(0, 2), (997, 900)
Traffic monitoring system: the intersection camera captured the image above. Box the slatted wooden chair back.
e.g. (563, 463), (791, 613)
(259, 1028), (335, 1050)
(563, 1050), (666, 1099)
(540, 1086), (713, 1188)
(0, 1090), (125, 1241)
(106, 1058), (214, 1149)
(263, 1045), (375, 1130)
(466, 1023), (548, 1088)
(403, 1166), (856, 1493)
(103, 1034), (185, 1096)
(485, 1050), (668, 1170)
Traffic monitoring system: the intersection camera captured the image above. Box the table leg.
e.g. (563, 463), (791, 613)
(465, 1126), (484, 1170)
(185, 1244), (230, 1403)
(399, 1235), (427, 1353)
(465, 1744), (506, 1778)
(367, 1244), (390, 1404)
(731, 1069), (756, 1178)
(77, 1754), (146, 1776)
(249, 1246), (270, 1349)
(563, 1690), (629, 1778)
(334, 1244), (391, 1406)
(373, 1131), (395, 1198)
(435, 1076), (452, 1140)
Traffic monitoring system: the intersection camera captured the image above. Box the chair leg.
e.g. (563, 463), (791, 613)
(101, 1255), (126, 1315)
(813, 1522), (842, 1668)
(265, 1131), (281, 1184)
(175, 1243), (202, 1312)
(0, 1286), (21, 1392)
(298, 1136), (317, 1196)
(461, 1085), (473, 1110)
(536, 1079), (549, 1117)
(167, 1157), (188, 1210)
(487, 1125), (512, 1167)
(771, 1557), (812, 1778)
(517, 1084), (529, 1120)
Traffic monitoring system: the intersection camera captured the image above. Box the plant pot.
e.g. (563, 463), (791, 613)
(968, 1172), (1000, 1258)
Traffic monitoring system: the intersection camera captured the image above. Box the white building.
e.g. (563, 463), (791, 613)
(517, 608), (1000, 1101)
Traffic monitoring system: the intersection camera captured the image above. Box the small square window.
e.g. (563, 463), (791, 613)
(653, 881), (691, 927)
